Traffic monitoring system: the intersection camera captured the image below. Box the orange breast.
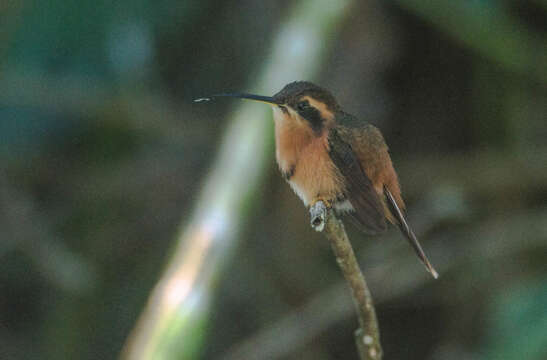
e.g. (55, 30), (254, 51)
(288, 135), (345, 205)
(274, 109), (344, 206)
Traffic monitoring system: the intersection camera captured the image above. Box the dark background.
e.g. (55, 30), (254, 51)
(1, 0), (546, 359)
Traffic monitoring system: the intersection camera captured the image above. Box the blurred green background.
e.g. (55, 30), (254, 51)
(1, 0), (547, 359)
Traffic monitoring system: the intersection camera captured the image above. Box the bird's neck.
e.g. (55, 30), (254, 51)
(273, 108), (319, 174)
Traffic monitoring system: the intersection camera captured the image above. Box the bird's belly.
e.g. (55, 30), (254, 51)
(286, 179), (311, 205)
(283, 140), (344, 207)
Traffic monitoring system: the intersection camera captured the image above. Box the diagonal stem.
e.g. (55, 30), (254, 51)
(310, 201), (382, 360)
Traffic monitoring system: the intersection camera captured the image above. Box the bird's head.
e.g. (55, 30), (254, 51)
(196, 81), (340, 135)
(271, 81), (339, 134)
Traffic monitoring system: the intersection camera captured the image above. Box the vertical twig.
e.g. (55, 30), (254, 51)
(310, 201), (382, 360)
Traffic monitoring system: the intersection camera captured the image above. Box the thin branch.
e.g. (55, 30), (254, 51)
(221, 207), (547, 359)
(310, 201), (382, 360)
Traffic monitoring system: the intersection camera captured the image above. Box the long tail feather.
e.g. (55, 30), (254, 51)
(384, 187), (438, 279)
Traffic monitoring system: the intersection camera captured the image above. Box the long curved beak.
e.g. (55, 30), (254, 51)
(194, 93), (279, 105)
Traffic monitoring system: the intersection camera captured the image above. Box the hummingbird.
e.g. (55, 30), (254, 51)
(196, 81), (438, 278)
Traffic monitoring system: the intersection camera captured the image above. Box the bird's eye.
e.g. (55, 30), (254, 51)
(297, 101), (310, 111)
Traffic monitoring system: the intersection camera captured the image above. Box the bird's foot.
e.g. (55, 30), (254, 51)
(309, 200), (330, 232)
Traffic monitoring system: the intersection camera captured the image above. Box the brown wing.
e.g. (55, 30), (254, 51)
(327, 128), (386, 234)
(330, 118), (439, 277)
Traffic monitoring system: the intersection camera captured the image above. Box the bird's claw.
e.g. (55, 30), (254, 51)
(310, 200), (328, 232)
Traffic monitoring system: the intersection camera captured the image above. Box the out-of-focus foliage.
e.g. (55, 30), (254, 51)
(483, 281), (547, 360)
(1, 0), (546, 359)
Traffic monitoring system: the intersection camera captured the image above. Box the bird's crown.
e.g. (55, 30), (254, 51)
(273, 81), (339, 112)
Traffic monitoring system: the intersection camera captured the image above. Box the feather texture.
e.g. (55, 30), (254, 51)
(384, 187), (438, 278)
(327, 128), (386, 234)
